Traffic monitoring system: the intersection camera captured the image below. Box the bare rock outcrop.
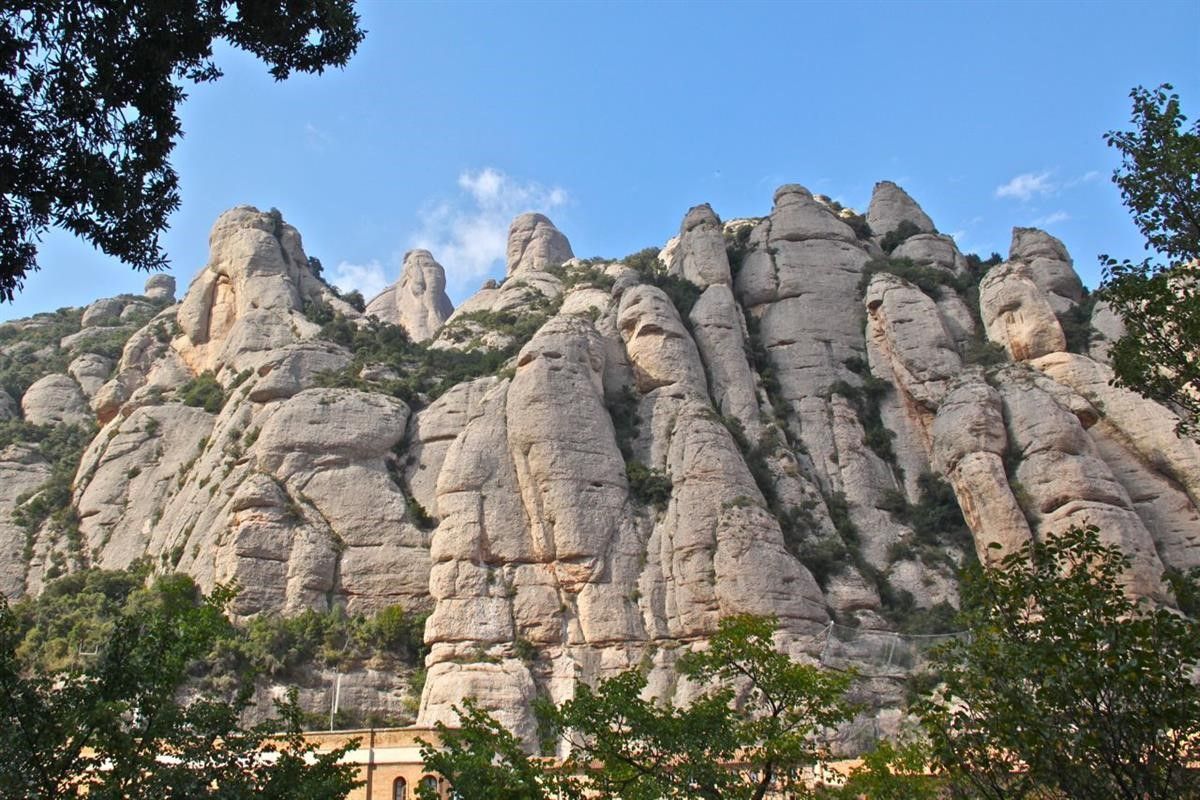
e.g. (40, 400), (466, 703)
(144, 274), (176, 302)
(365, 249), (454, 341)
(979, 261), (1066, 360)
(7, 185), (1200, 747)
(0, 445), (51, 598)
(866, 180), (935, 237)
(932, 374), (1032, 562)
(668, 204), (732, 287)
(506, 213), (573, 275)
(81, 297), (127, 328)
(21, 374), (90, 426)
(1088, 300), (1126, 363)
(1009, 227), (1083, 314)
(689, 284), (761, 437)
(68, 353), (114, 398)
(998, 369), (1169, 600)
(891, 233), (967, 275)
(174, 206), (353, 376)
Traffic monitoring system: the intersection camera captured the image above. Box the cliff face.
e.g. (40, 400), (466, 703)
(2, 183), (1197, 739)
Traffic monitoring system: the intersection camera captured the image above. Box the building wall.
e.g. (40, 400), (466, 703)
(304, 728), (450, 800)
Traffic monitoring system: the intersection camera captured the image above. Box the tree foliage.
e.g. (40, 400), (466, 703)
(0, 572), (362, 799)
(1099, 84), (1200, 438)
(0, 0), (365, 301)
(419, 615), (856, 800)
(916, 525), (1200, 800)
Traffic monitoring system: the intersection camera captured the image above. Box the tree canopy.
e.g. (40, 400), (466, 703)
(1099, 84), (1200, 438)
(418, 615), (857, 800)
(0, 0), (365, 301)
(915, 525), (1200, 800)
(0, 571), (362, 799)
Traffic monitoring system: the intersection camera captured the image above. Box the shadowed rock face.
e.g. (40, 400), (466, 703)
(1, 184), (1196, 745)
(365, 249), (454, 342)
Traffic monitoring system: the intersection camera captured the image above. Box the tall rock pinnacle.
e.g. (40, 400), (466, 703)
(505, 213), (573, 275)
(866, 180), (936, 237)
(365, 249), (454, 342)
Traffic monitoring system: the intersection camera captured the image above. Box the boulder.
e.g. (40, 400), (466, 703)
(68, 353), (115, 398)
(144, 274), (176, 302)
(20, 374), (90, 426)
(81, 297), (126, 328)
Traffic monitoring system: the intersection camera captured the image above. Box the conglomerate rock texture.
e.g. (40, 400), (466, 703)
(2, 182), (1197, 741)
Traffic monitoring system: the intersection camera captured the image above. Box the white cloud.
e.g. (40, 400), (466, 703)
(328, 259), (388, 300)
(1032, 210), (1070, 226)
(995, 171), (1056, 201)
(411, 168), (569, 292)
(1065, 170), (1101, 188)
(304, 122), (333, 152)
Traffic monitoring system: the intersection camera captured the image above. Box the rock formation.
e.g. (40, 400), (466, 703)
(365, 249), (454, 342)
(1, 183), (1195, 744)
(506, 213), (574, 274)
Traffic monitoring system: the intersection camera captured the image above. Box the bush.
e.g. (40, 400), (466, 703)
(178, 371), (225, 413)
(623, 247), (703, 320)
(829, 376), (897, 467)
(882, 472), (974, 567)
(858, 256), (966, 297)
(723, 225), (753, 274)
(879, 220), (923, 254)
(342, 289), (366, 312)
(407, 496), (436, 530)
(544, 261), (615, 292)
(314, 314), (540, 409)
(11, 423), (95, 559)
(625, 460), (672, 507)
(605, 386), (641, 459)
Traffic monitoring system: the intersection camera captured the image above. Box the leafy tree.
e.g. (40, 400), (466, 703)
(1099, 84), (1200, 438)
(818, 737), (942, 800)
(915, 525), (1200, 800)
(0, 572), (362, 799)
(0, 1), (365, 301)
(419, 615), (856, 800)
(417, 700), (554, 800)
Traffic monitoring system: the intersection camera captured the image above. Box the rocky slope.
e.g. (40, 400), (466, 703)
(2, 184), (1197, 742)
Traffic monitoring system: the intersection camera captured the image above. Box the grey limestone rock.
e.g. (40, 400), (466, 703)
(21, 374), (90, 426)
(81, 297), (127, 328)
(505, 213), (573, 275)
(68, 353), (115, 398)
(668, 204), (732, 287)
(1009, 227), (1084, 315)
(866, 180), (935, 237)
(979, 261), (1066, 360)
(144, 274), (176, 302)
(364, 249), (454, 342)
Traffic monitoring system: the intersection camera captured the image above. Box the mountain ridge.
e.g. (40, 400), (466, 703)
(1, 180), (1196, 743)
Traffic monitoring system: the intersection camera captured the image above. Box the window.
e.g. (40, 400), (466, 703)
(420, 775), (439, 797)
(392, 777), (407, 800)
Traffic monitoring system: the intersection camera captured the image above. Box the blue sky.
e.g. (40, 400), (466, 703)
(3, 0), (1198, 320)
